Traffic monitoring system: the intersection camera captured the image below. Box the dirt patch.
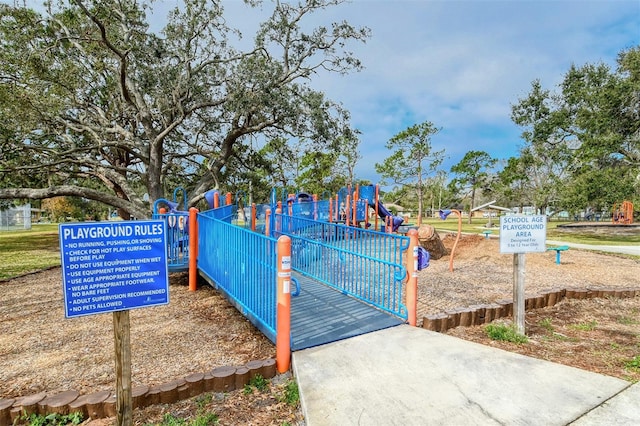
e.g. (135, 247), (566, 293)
(417, 233), (639, 317)
(1, 271), (302, 424)
(418, 233), (640, 383)
(445, 297), (640, 382)
(0, 272), (275, 399)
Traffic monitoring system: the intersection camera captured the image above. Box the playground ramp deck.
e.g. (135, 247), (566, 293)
(290, 273), (404, 351)
(198, 269), (405, 351)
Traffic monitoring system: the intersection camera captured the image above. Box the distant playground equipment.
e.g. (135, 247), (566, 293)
(153, 184), (422, 279)
(612, 200), (634, 225)
(152, 187), (197, 273)
(329, 184), (405, 232)
(267, 184), (406, 233)
(547, 245), (570, 265)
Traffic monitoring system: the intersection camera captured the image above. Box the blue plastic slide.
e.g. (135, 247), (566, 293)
(371, 202), (404, 232)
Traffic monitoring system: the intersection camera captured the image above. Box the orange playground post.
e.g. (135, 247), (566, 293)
(329, 198), (333, 223)
(375, 185), (380, 232)
(313, 194), (318, 220)
(275, 208), (282, 233)
(276, 235), (292, 373)
(265, 208), (271, 237)
(188, 207), (199, 292)
(352, 185), (359, 225)
(406, 229), (419, 326)
(287, 194), (294, 216)
(251, 203), (257, 232)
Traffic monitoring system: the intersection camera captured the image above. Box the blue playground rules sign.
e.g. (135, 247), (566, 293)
(59, 220), (170, 318)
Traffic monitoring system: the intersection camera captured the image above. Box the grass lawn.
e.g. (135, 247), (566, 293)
(412, 217), (640, 246)
(0, 224), (61, 280)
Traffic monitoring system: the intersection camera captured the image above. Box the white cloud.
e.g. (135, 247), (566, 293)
(297, 0), (639, 182)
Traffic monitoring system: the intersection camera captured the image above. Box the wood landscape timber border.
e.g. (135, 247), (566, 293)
(0, 359), (276, 425)
(421, 286), (640, 333)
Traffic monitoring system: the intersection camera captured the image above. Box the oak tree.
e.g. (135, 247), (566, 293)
(0, 0), (369, 218)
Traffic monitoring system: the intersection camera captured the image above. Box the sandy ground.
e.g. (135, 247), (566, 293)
(416, 233), (639, 317)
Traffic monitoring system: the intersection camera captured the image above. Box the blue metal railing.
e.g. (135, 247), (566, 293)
(253, 203), (271, 234)
(209, 204), (235, 222)
(289, 200), (332, 221)
(195, 196), (410, 343)
(274, 213), (410, 319)
(275, 214), (408, 264)
(198, 209), (278, 342)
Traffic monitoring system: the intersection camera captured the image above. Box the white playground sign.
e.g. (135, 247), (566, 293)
(499, 215), (547, 253)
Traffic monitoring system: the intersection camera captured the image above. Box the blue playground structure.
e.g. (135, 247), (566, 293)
(152, 187), (190, 272)
(154, 185), (426, 354)
(332, 185), (405, 232)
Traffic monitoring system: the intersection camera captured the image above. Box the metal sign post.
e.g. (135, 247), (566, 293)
(499, 215), (547, 335)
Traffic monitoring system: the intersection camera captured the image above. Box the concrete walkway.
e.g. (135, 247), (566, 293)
(293, 325), (639, 425)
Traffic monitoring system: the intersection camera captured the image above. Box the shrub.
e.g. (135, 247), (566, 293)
(485, 323), (528, 344)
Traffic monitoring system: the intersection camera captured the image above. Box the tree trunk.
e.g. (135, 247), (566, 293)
(417, 185), (423, 226)
(468, 186), (475, 224)
(417, 225), (446, 260)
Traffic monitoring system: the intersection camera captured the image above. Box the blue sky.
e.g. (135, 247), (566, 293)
(222, 0), (639, 184)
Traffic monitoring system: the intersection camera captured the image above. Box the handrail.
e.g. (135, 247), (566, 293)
(273, 213), (410, 319)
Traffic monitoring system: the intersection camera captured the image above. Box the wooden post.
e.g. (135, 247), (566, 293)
(188, 208), (198, 292)
(513, 253), (526, 334)
(276, 236), (291, 373)
(406, 229), (419, 326)
(113, 310), (132, 426)
(449, 210), (462, 272)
